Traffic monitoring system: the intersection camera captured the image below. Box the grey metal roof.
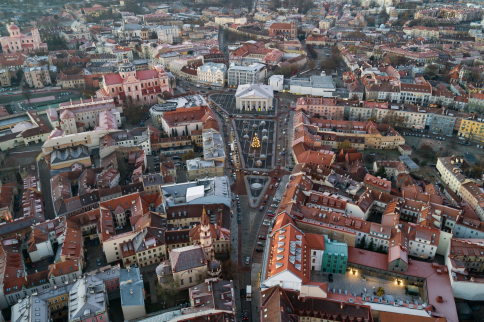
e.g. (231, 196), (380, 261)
(120, 267), (145, 307)
(68, 275), (107, 321)
(290, 75), (335, 90)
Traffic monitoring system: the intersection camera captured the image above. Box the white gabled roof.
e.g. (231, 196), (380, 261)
(235, 83), (274, 99)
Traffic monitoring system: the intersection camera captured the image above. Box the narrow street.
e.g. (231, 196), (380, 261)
(38, 159), (55, 220)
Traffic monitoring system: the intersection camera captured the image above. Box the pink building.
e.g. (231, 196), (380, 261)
(96, 58), (172, 106)
(296, 97), (345, 119)
(0, 23), (48, 54)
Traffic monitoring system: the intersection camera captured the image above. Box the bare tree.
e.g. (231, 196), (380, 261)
(345, 121), (354, 132)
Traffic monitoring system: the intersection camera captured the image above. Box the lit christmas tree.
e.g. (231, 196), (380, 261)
(251, 133), (261, 149)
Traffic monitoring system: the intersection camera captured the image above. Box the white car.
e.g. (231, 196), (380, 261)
(115, 226), (123, 231)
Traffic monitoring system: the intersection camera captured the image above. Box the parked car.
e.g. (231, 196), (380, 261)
(245, 257), (250, 265)
(328, 274), (333, 282)
(259, 235), (266, 240)
(243, 310), (248, 320)
(255, 248), (263, 252)
(96, 258), (102, 266)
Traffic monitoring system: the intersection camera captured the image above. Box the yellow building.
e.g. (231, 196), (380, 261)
(186, 158), (225, 180)
(46, 290), (69, 319)
(458, 118), (484, 142)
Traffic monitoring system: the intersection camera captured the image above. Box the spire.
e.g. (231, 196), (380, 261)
(201, 206), (210, 226)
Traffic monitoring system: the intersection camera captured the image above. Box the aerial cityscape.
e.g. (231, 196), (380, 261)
(0, 0), (483, 321)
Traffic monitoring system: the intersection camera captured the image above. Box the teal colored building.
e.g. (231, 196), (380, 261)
(321, 236), (348, 274)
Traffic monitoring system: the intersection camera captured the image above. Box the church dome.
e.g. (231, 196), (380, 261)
(119, 63), (135, 73)
(8, 23), (19, 31)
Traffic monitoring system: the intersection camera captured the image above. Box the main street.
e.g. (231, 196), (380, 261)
(209, 89), (295, 322)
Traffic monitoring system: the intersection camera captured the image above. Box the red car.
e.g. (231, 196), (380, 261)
(259, 235), (266, 240)
(267, 213), (274, 217)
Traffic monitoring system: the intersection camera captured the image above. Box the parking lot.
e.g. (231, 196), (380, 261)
(233, 119), (276, 170)
(401, 131), (484, 157)
(84, 237), (108, 272)
(0, 90), (80, 114)
(210, 93), (276, 116)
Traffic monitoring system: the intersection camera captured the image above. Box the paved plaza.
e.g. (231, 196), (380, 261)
(245, 175), (270, 207)
(234, 119), (276, 170)
(311, 269), (423, 304)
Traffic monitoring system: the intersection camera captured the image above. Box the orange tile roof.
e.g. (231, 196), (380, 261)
(48, 259), (81, 277)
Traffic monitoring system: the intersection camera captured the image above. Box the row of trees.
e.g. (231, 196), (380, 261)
(357, 235), (386, 254)
(44, 34), (68, 51)
(321, 46), (343, 71)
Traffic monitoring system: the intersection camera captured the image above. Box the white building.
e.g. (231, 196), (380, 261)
(214, 16), (247, 25)
(235, 83), (274, 111)
(157, 25), (180, 44)
(290, 75), (336, 97)
(227, 63), (267, 88)
(269, 74), (284, 92)
(436, 156), (470, 193)
(446, 238), (484, 301)
(70, 21), (91, 40)
(160, 177), (231, 212)
(113, 22), (143, 41)
(197, 62), (227, 88)
(24, 66), (51, 88)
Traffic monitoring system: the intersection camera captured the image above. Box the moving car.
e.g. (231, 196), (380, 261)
(245, 257), (250, 265)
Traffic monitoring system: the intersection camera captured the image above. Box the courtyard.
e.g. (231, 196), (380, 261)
(233, 119), (276, 170)
(210, 93), (277, 116)
(311, 268), (424, 304)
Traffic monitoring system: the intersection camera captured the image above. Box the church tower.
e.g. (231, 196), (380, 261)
(199, 206), (215, 261)
(119, 55), (136, 79)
